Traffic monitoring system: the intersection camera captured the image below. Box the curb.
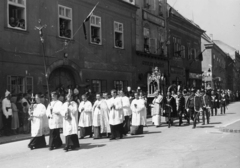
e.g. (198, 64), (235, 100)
(0, 135), (31, 145)
(219, 127), (240, 133)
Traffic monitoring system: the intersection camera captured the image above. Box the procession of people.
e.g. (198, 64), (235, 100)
(0, 85), (238, 152)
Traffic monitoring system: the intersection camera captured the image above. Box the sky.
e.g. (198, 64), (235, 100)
(167, 0), (240, 51)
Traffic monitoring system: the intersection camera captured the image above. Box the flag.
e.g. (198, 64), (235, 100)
(83, 2), (99, 40)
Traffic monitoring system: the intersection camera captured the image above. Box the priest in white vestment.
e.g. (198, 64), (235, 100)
(46, 92), (63, 150)
(119, 91), (132, 135)
(61, 91), (80, 151)
(150, 91), (162, 127)
(130, 92), (146, 135)
(78, 94), (93, 139)
(92, 93), (111, 139)
(2, 90), (12, 136)
(28, 94), (48, 150)
(108, 90), (124, 140)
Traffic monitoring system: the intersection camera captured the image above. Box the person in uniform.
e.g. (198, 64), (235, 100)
(28, 94), (48, 150)
(130, 92), (146, 135)
(78, 94), (93, 139)
(46, 91), (63, 150)
(186, 88), (195, 124)
(61, 90), (80, 152)
(210, 90), (218, 116)
(193, 89), (203, 129)
(220, 90), (226, 114)
(2, 90), (12, 136)
(176, 90), (185, 126)
(202, 89), (211, 125)
(108, 89), (124, 140)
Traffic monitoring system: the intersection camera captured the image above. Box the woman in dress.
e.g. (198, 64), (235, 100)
(61, 90), (80, 152)
(28, 94), (48, 150)
(11, 97), (19, 134)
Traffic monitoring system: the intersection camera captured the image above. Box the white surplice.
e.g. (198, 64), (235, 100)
(108, 97), (124, 125)
(151, 95), (163, 126)
(92, 100), (111, 133)
(130, 99), (146, 126)
(61, 101), (78, 136)
(121, 96), (132, 116)
(78, 101), (93, 127)
(46, 100), (63, 129)
(31, 103), (48, 137)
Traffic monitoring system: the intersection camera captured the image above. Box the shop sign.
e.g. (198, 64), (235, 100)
(170, 66), (184, 75)
(143, 10), (165, 27)
(189, 73), (202, 79)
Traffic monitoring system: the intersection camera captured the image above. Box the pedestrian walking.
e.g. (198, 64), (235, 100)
(46, 91), (63, 150)
(120, 90), (132, 135)
(176, 90), (185, 126)
(210, 90), (218, 116)
(130, 92), (145, 135)
(78, 94), (93, 139)
(202, 89), (211, 125)
(28, 94), (48, 150)
(61, 91), (80, 152)
(220, 90), (226, 114)
(108, 90), (124, 140)
(193, 89), (203, 129)
(186, 88), (195, 124)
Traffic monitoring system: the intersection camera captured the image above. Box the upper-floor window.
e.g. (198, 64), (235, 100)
(158, 3), (163, 16)
(90, 15), (102, 45)
(143, 27), (150, 53)
(181, 45), (185, 58)
(122, 0), (135, 5)
(173, 37), (181, 57)
(144, 0), (155, 10)
(58, 5), (72, 39)
(114, 21), (124, 49)
(114, 80), (128, 91)
(8, 0), (26, 30)
(187, 43), (191, 59)
(149, 38), (157, 54)
(191, 48), (196, 60)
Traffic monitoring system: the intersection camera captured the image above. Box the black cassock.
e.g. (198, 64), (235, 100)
(163, 96), (177, 117)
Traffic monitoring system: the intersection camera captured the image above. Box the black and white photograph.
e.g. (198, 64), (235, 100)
(0, 0), (239, 167)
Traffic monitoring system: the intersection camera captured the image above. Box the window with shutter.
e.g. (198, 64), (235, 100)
(150, 38), (157, 54)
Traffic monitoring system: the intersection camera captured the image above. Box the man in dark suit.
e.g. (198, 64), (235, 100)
(210, 90), (218, 116)
(176, 90), (185, 126)
(202, 89), (211, 124)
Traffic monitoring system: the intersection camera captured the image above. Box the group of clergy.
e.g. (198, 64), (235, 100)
(26, 89), (147, 152)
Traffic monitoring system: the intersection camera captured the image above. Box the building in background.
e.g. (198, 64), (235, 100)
(0, 0), (138, 96)
(201, 34), (228, 90)
(134, 0), (168, 92)
(167, 4), (205, 89)
(213, 40), (240, 92)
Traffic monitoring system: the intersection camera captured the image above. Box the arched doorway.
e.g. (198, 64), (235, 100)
(49, 67), (76, 91)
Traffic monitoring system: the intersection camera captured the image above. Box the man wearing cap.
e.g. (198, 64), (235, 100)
(176, 90), (185, 126)
(186, 88), (195, 124)
(2, 90), (13, 136)
(193, 89), (203, 128)
(202, 89), (211, 125)
(210, 90), (218, 116)
(220, 90), (226, 114)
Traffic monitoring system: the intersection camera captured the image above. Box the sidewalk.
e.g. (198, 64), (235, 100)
(0, 133), (31, 145)
(220, 120), (240, 133)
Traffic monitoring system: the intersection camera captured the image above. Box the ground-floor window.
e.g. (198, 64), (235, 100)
(7, 76), (33, 94)
(90, 79), (107, 94)
(114, 80), (128, 91)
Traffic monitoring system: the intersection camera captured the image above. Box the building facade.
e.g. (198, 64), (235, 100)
(201, 34), (228, 90)
(134, 0), (168, 92)
(0, 0), (138, 96)
(168, 4), (205, 89)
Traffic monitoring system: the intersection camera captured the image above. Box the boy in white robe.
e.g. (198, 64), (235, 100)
(108, 90), (124, 140)
(119, 91), (132, 135)
(78, 94), (93, 139)
(28, 94), (48, 150)
(61, 91), (80, 151)
(46, 92), (63, 150)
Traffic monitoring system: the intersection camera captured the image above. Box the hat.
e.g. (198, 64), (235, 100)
(5, 90), (11, 97)
(73, 88), (79, 95)
(190, 88), (195, 92)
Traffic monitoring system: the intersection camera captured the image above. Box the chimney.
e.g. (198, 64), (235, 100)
(209, 34), (213, 41)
